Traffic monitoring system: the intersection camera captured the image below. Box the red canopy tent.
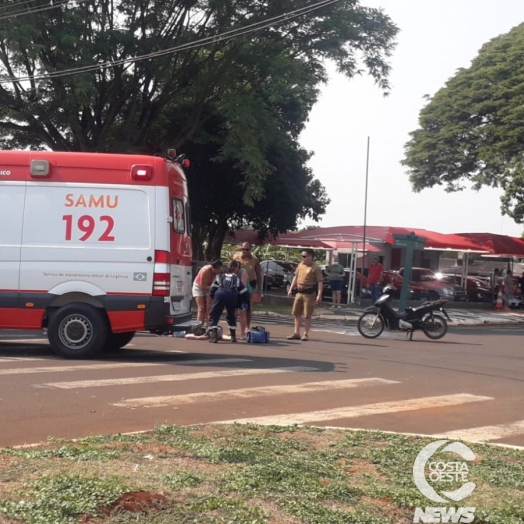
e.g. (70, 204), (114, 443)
(270, 237), (334, 250)
(286, 226), (490, 252)
(225, 227), (495, 253)
(456, 233), (524, 256)
(406, 230), (490, 252)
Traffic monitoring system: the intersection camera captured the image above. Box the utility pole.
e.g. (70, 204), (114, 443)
(359, 136), (370, 302)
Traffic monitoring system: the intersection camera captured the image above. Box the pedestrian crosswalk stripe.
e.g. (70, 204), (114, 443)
(216, 394), (493, 425)
(434, 420), (524, 442)
(36, 365), (318, 389)
(0, 339), (49, 344)
(111, 378), (400, 408)
(0, 356), (56, 362)
(0, 362), (164, 375)
(1, 357), (251, 376)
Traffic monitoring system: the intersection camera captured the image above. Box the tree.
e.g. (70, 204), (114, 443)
(0, 0), (398, 256)
(0, 0), (397, 152)
(181, 118), (329, 260)
(0, 0), (234, 151)
(402, 23), (524, 224)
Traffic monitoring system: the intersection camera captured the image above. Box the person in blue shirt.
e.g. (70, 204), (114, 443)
(236, 265), (252, 338)
(208, 260), (249, 343)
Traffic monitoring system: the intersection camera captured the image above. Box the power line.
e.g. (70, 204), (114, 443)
(0, 0), (54, 14)
(0, 0), (85, 21)
(0, 0), (342, 84)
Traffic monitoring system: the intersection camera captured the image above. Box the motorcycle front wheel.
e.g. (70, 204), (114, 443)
(357, 312), (385, 339)
(422, 314), (448, 340)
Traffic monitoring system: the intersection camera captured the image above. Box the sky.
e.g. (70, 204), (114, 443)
(299, 0), (524, 237)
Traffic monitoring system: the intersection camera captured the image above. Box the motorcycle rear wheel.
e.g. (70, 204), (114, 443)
(422, 314), (448, 340)
(357, 312), (385, 339)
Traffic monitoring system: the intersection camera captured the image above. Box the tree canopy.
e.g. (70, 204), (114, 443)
(402, 23), (524, 224)
(0, 0), (399, 256)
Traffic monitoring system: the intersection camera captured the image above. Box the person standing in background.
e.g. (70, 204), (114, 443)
(234, 242), (262, 327)
(503, 269), (515, 309)
(367, 255), (384, 303)
(518, 271), (524, 296)
(325, 256), (345, 308)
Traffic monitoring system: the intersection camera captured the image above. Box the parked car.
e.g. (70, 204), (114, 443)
(321, 269), (371, 303)
(398, 267), (467, 301)
(438, 275), (493, 302)
(279, 261), (298, 293)
(381, 270), (430, 301)
(260, 260), (295, 290)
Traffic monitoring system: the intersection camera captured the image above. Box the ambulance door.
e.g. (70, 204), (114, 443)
(0, 180), (25, 326)
(20, 183), (156, 305)
(169, 173), (192, 318)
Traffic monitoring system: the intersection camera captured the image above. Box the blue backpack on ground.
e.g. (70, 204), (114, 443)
(246, 326), (270, 343)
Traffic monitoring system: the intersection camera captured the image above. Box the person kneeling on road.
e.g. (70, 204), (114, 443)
(208, 260), (250, 343)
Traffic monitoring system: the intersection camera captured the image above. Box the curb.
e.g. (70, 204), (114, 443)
(10, 425), (524, 452)
(255, 310), (524, 328)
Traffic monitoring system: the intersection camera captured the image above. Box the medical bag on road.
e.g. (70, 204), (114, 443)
(246, 326), (270, 343)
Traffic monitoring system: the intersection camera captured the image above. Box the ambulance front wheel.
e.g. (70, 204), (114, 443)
(47, 303), (110, 359)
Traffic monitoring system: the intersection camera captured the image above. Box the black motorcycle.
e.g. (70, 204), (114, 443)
(357, 285), (450, 340)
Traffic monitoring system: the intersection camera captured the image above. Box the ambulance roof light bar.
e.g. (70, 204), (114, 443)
(30, 159), (50, 177)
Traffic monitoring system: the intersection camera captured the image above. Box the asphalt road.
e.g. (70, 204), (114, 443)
(1, 321), (524, 449)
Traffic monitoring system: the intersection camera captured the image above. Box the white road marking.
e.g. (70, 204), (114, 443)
(0, 357), (57, 362)
(0, 339), (49, 344)
(217, 394), (493, 425)
(434, 420), (524, 442)
(0, 357), (251, 376)
(37, 366), (318, 389)
(112, 378), (400, 408)
(0, 362), (162, 375)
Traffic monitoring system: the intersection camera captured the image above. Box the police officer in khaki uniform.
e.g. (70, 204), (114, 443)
(287, 249), (323, 341)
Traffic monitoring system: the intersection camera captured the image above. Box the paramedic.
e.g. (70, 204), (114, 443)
(208, 260), (250, 343)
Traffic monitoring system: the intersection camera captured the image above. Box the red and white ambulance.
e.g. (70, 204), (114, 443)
(0, 150), (193, 358)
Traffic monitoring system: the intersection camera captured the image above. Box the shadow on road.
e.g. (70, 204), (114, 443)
(0, 341), (339, 375)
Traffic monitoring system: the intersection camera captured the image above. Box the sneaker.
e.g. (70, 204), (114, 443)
(287, 333), (301, 340)
(230, 330), (237, 343)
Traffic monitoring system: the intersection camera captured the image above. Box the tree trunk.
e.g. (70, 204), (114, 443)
(205, 218), (229, 261)
(191, 225), (207, 261)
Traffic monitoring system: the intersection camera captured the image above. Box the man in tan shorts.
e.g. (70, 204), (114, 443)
(233, 241), (262, 326)
(286, 249), (323, 341)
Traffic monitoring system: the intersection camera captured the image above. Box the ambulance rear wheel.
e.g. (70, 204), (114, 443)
(48, 304), (109, 359)
(104, 331), (136, 351)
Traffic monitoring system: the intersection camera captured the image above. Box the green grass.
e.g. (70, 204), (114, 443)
(0, 425), (522, 523)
